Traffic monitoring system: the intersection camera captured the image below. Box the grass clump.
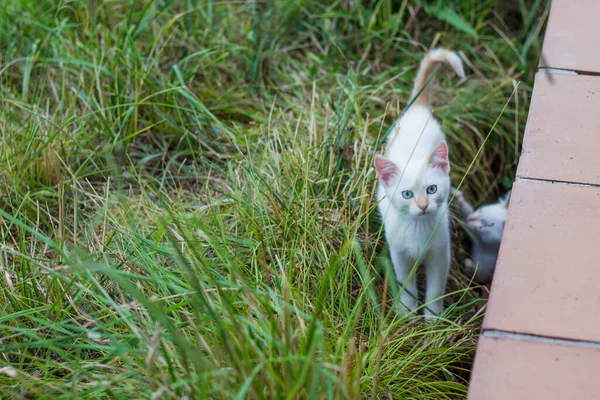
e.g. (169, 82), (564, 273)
(0, 0), (547, 398)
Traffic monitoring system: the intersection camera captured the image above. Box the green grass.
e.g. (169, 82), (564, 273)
(0, 0), (547, 398)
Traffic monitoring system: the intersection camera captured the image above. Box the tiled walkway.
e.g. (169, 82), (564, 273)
(467, 1), (600, 398)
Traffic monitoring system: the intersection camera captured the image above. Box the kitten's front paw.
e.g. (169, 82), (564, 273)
(397, 294), (418, 318)
(423, 305), (443, 323)
(424, 313), (438, 324)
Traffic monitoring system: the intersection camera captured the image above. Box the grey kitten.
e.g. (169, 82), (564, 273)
(452, 188), (511, 286)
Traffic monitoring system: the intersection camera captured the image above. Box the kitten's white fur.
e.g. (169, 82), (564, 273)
(375, 48), (465, 318)
(453, 188), (511, 285)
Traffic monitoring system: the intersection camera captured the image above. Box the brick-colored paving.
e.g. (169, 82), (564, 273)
(539, 0), (600, 73)
(517, 73), (600, 185)
(469, 334), (600, 399)
(467, 0), (600, 398)
(484, 182), (600, 341)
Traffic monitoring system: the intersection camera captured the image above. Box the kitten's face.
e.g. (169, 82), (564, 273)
(467, 202), (507, 242)
(385, 163), (450, 218)
(375, 141), (450, 219)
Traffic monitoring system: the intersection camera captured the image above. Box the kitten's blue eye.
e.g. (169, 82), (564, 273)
(480, 219), (488, 227)
(401, 190), (413, 199)
(426, 185), (437, 194)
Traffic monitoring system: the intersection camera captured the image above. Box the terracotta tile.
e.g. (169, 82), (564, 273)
(540, 0), (600, 73)
(517, 73), (600, 185)
(468, 335), (600, 400)
(483, 181), (600, 342)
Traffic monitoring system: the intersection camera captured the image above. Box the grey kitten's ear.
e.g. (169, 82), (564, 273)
(502, 190), (512, 207)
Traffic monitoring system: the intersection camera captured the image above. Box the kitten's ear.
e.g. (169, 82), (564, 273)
(375, 155), (399, 187)
(503, 190), (512, 208)
(430, 141), (450, 174)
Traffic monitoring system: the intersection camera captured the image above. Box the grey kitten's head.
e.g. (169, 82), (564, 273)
(466, 191), (511, 244)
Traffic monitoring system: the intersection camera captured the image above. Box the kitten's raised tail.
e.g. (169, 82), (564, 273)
(410, 48), (465, 107)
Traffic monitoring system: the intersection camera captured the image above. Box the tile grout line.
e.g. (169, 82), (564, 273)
(538, 66), (600, 76)
(515, 176), (600, 189)
(538, 67), (578, 76)
(483, 329), (600, 350)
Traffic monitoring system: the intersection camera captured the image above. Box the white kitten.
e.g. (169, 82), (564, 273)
(375, 48), (465, 318)
(453, 189), (511, 286)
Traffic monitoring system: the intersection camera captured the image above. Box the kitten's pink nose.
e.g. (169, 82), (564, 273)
(467, 215), (477, 222)
(417, 202), (428, 211)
